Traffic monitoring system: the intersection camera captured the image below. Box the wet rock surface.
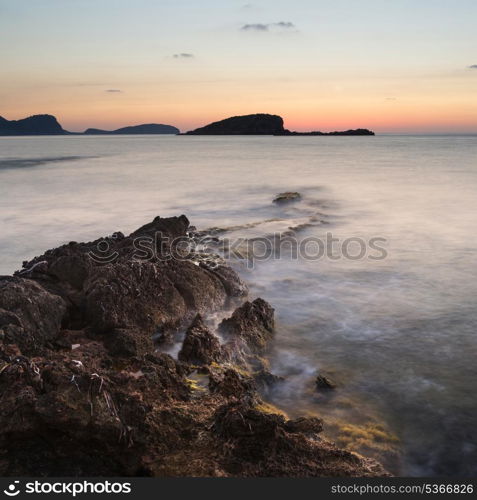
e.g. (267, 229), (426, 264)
(273, 191), (302, 204)
(178, 315), (222, 366)
(316, 374), (337, 390)
(0, 216), (388, 477)
(219, 298), (275, 354)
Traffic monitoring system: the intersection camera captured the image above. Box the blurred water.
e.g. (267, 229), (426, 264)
(0, 134), (476, 476)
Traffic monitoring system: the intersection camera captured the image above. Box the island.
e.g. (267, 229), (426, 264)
(185, 113), (374, 136)
(84, 123), (179, 135)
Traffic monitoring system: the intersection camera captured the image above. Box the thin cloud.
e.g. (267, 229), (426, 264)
(274, 22), (295, 29)
(385, 97), (397, 101)
(105, 89), (122, 93)
(173, 53), (195, 59)
(241, 22), (297, 32)
(468, 65), (477, 69)
(241, 23), (268, 31)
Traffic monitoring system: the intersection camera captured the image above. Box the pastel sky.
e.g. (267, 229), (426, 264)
(1, 0), (476, 133)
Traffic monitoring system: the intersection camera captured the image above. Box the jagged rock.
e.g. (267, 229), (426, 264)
(104, 328), (154, 358)
(219, 298), (274, 353)
(212, 402), (386, 477)
(16, 215), (247, 339)
(178, 315), (222, 365)
(273, 192), (301, 204)
(209, 368), (256, 400)
(0, 277), (66, 354)
(253, 369), (285, 390)
(213, 402), (285, 441)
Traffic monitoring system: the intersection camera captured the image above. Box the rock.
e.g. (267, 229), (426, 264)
(316, 374), (337, 390)
(0, 277), (66, 354)
(213, 402), (285, 441)
(285, 416), (324, 435)
(209, 368), (256, 400)
(0, 215), (389, 478)
(16, 215), (247, 338)
(178, 315), (222, 366)
(253, 369), (285, 390)
(207, 265), (248, 297)
(273, 192), (301, 204)
(219, 298), (275, 353)
(104, 328), (154, 358)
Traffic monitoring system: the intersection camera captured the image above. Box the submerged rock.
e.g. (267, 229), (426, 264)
(316, 374), (337, 390)
(273, 192), (302, 204)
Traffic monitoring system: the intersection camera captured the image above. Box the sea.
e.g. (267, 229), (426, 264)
(1, 134), (476, 476)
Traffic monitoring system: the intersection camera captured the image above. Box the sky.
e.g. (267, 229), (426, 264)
(0, 0), (476, 133)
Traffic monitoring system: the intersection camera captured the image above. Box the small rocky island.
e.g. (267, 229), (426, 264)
(84, 124), (179, 135)
(185, 113), (375, 136)
(0, 215), (387, 477)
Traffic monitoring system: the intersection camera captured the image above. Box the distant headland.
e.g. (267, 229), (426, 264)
(0, 114), (67, 136)
(0, 115), (179, 136)
(0, 113), (374, 136)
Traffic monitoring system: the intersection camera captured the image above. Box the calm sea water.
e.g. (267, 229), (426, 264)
(1, 135), (476, 476)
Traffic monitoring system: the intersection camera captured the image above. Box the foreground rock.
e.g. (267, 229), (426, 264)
(0, 216), (388, 477)
(178, 315), (222, 365)
(219, 298), (274, 354)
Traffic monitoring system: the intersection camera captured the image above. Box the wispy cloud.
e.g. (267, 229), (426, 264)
(241, 23), (269, 31)
(173, 53), (195, 59)
(275, 22), (295, 29)
(105, 89), (122, 93)
(385, 97), (397, 101)
(240, 21), (296, 32)
(468, 64), (477, 69)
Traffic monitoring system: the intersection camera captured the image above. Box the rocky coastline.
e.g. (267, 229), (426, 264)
(0, 215), (388, 477)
